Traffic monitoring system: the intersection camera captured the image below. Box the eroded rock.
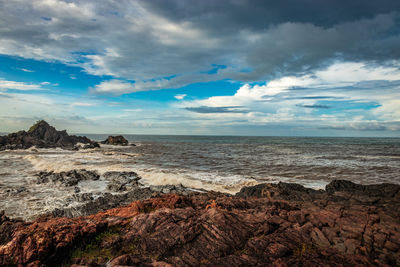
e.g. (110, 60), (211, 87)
(35, 169), (100, 187)
(0, 180), (399, 266)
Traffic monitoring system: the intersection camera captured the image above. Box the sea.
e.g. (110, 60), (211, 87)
(1, 135), (400, 219)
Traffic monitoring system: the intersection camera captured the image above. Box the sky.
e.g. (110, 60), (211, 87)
(0, 0), (400, 136)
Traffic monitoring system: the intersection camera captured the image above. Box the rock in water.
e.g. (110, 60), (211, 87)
(101, 135), (129, 146)
(0, 120), (99, 150)
(35, 169), (100, 187)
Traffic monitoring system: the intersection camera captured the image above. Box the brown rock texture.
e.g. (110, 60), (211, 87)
(1, 180), (399, 266)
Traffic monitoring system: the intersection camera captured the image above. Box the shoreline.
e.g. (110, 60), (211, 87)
(1, 179), (399, 266)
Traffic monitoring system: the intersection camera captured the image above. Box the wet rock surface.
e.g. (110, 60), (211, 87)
(34, 169), (196, 218)
(0, 180), (399, 266)
(0, 120), (99, 151)
(36, 170), (100, 187)
(101, 135), (129, 146)
(104, 171), (141, 191)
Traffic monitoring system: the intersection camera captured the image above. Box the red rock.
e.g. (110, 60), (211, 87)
(267, 243), (288, 257)
(0, 181), (399, 266)
(310, 228), (331, 248)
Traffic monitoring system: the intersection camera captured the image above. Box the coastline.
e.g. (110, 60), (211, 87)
(1, 179), (400, 266)
(1, 122), (400, 266)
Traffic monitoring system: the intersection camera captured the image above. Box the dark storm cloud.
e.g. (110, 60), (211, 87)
(0, 0), (399, 93)
(185, 106), (249, 114)
(139, 0), (400, 29)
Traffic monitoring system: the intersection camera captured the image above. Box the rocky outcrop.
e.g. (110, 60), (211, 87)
(34, 169), (196, 218)
(36, 170), (100, 187)
(104, 171), (141, 191)
(0, 180), (399, 266)
(101, 135), (129, 146)
(0, 120), (99, 150)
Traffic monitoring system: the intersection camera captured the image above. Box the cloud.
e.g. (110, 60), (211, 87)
(174, 94), (187, 100)
(185, 106), (249, 114)
(0, 1), (399, 93)
(0, 92), (12, 98)
(178, 61), (400, 128)
(296, 104), (331, 109)
(0, 79), (43, 91)
(18, 68), (35, 73)
(91, 79), (171, 95)
(70, 102), (95, 107)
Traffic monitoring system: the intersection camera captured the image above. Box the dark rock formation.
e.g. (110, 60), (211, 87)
(101, 135), (129, 146)
(0, 120), (100, 150)
(0, 180), (399, 266)
(103, 171), (141, 192)
(33, 169), (196, 217)
(36, 169), (100, 187)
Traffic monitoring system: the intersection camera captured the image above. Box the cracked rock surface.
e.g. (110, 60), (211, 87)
(0, 180), (399, 266)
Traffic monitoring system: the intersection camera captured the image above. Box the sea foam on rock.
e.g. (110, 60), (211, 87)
(33, 169), (196, 218)
(0, 179), (399, 266)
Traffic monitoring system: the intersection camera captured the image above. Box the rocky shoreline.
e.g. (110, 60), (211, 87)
(1, 122), (399, 266)
(34, 169), (200, 218)
(0, 179), (399, 266)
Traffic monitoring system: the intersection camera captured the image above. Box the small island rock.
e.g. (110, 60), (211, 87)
(101, 135), (129, 146)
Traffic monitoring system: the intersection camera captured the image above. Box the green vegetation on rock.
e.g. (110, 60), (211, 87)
(27, 120), (47, 133)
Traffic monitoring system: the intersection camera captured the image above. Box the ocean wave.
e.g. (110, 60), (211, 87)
(136, 168), (259, 194)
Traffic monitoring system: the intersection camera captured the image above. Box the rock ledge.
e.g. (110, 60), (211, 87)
(0, 179), (399, 266)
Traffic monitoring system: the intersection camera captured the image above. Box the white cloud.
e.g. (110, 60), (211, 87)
(70, 102), (95, 107)
(174, 94), (187, 100)
(18, 68), (35, 73)
(92, 79), (170, 95)
(0, 79), (43, 91)
(178, 61), (400, 126)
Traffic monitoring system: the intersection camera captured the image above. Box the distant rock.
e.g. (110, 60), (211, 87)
(101, 135), (129, 146)
(0, 120), (100, 150)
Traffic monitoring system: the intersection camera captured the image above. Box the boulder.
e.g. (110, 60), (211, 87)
(101, 135), (129, 146)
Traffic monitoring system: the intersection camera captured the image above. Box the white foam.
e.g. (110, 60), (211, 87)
(22, 150), (134, 174)
(136, 168), (259, 194)
(264, 175), (329, 190)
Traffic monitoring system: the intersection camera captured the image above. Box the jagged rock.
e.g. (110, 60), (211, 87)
(35, 169), (100, 187)
(0, 181), (399, 266)
(101, 135), (129, 146)
(0, 120), (100, 151)
(103, 171), (141, 191)
(149, 184), (192, 194)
